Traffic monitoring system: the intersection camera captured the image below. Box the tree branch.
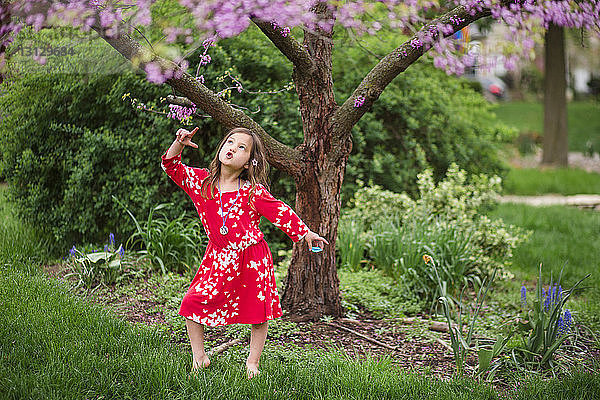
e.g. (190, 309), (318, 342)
(97, 27), (304, 175)
(101, 30), (303, 174)
(251, 16), (316, 74)
(331, 4), (495, 142)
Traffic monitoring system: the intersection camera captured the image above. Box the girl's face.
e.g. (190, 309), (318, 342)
(218, 132), (253, 172)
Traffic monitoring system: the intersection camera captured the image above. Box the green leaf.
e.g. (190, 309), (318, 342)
(85, 252), (111, 263)
(478, 347), (493, 374)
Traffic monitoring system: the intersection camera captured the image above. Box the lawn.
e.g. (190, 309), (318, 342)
(493, 101), (600, 153)
(502, 167), (600, 195)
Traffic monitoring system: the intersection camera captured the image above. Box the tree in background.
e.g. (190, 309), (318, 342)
(542, 24), (568, 167)
(1, 0), (598, 320)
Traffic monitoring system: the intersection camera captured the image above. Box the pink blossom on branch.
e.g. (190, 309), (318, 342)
(1, 1), (599, 84)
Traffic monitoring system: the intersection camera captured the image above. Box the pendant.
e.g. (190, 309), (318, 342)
(220, 225), (228, 235)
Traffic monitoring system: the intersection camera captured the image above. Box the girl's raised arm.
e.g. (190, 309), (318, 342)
(161, 127), (207, 197)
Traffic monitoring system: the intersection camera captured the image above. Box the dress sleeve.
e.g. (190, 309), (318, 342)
(253, 184), (310, 243)
(161, 150), (209, 196)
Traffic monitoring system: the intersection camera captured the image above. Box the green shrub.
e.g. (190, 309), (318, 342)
(340, 164), (531, 309)
(0, 72), (195, 256)
(338, 269), (421, 318)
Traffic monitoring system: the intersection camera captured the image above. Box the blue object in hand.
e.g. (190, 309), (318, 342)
(310, 246), (323, 253)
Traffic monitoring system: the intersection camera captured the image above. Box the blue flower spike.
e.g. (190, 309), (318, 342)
(563, 309), (572, 334)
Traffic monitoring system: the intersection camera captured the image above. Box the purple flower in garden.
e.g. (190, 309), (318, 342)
(520, 285), (527, 306)
(281, 27), (291, 37)
(104, 244), (109, 252)
(69, 245), (76, 257)
(119, 247), (125, 257)
(109, 232), (115, 246)
(544, 287), (551, 311)
(354, 95), (365, 108)
(563, 309), (572, 334)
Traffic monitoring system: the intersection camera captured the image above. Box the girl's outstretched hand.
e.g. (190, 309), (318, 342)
(176, 127), (199, 148)
(303, 230), (329, 251)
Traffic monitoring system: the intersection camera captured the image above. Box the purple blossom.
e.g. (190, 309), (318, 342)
(203, 38), (216, 50)
(167, 104), (197, 122)
(521, 285), (527, 306)
(556, 309), (573, 336)
(544, 286), (552, 311)
(109, 233), (115, 246)
(563, 309), (572, 333)
(354, 95), (365, 108)
(145, 62), (167, 84)
(119, 247), (125, 257)
(199, 54), (212, 66)
(410, 38), (422, 48)
(281, 27), (291, 37)
(69, 245), (76, 257)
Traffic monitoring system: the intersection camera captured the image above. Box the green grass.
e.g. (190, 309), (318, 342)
(503, 168), (600, 195)
(493, 101), (600, 152)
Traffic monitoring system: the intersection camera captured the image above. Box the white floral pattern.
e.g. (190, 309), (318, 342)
(161, 150), (309, 327)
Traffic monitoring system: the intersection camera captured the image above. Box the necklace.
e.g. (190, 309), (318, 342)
(218, 177), (241, 235)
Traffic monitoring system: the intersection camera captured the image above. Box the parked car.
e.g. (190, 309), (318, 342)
(464, 72), (508, 102)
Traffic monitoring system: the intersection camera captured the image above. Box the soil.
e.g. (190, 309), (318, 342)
(41, 262), (599, 386)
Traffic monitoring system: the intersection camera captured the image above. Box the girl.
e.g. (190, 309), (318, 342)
(161, 126), (328, 379)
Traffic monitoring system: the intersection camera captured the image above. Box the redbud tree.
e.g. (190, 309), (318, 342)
(1, 0), (598, 320)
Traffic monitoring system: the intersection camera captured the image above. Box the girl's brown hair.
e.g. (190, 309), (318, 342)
(200, 127), (269, 209)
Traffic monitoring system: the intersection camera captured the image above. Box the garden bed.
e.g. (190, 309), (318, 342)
(41, 260), (600, 385)
(42, 261), (465, 379)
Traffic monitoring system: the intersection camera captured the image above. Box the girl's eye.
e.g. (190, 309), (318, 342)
(239, 145), (246, 150)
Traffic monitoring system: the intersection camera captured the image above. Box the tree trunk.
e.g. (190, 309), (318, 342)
(280, 4), (348, 320)
(541, 24), (568, 167)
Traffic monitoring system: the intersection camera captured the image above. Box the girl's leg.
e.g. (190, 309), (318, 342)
(246, 320), (268, 378)
(185, 318), (210, 370)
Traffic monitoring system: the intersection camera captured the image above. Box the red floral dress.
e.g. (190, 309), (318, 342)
(161, 150), (309, 326)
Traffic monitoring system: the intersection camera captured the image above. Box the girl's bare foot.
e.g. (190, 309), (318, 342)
(191, 354), (210, 373)
(246, 362), (260, 379)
